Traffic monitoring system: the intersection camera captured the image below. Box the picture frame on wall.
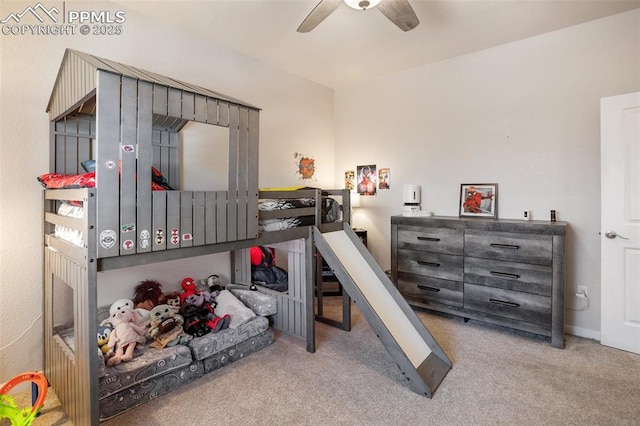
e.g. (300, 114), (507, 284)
(459, 183), (498, 218)
(357, 164), (377, 196)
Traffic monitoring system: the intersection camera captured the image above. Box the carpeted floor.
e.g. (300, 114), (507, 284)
(6, 298), (640, 425)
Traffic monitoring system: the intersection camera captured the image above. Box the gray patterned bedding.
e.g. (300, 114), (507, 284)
(258, 195), (341, 231)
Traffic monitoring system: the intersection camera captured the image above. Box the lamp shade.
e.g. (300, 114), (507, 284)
(344, 0), (382, 10)
(350, 191), (361, 208)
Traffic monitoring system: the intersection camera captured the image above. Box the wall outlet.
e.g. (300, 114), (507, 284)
(576, 285), (588, 298)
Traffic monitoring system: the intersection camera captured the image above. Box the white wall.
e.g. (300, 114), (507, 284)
(0, 1), (334, 383)
(335, 10), (640, 338)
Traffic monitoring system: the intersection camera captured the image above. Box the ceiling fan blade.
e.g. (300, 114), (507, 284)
(297, 0), (343, 33)
(377, 0), (419, 32)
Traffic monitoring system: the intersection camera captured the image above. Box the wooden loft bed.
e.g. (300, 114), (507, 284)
(42, 49), (351, 424)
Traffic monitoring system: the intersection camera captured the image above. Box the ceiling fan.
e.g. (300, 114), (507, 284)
(297, 0), (419, 33)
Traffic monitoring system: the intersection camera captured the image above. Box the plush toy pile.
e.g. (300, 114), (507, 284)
(98, 274), (236, 366)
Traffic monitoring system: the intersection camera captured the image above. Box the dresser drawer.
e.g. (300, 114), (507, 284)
(397, 248), (463, 281)
(397, 273), (463, 308)
(464, 283), (551, 326)
(465, 230), (553, 266)
(397, 226), (463, 255)
(464, 257), (552, 296)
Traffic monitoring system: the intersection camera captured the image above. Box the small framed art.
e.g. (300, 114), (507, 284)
(459, 183), (498, 218)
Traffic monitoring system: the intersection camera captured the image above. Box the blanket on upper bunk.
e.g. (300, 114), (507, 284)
(37, 164), (173, 191)
(258, 190), (341, 232)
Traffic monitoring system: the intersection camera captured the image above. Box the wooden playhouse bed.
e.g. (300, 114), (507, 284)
(42, 49), (350, 424)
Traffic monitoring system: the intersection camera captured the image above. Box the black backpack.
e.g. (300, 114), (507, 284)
(251, 246), (288, 292)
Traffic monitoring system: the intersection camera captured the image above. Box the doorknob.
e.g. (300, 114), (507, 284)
(605, 230), (629, 240)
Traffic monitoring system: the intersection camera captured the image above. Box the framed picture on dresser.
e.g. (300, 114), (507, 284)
(459, 183), (498, 218)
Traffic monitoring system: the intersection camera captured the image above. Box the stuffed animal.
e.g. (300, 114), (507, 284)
(97, 323), (114, 359)
(198, 274), (223, 293)
(181, 277), (197, 295)
(133, 279), (166, 311)
(148, 304), (192, 349)
(179, 294), (230, 337)
(106, 299), (147, 366)
(165, 291), (182, 313)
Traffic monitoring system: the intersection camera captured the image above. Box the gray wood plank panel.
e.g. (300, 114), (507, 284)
(152, 130), (161, 171)
(247, 109), (259, 238)
(55, 121), (65, 173)
(160, 131), (170, 179)
(182, 92), (195, 120)
(227, 106), (239, 242)
(136, 81), (153, 253)
(218, 101), (230, 127)
(551, 235), (566, 348)
(193, 191), (206, 246)
(152, 84), (168, 116)
(237, 106), (249, 240)
(194, 95), (207, 123)
(77, 118), (91, 174)
(167, 191), (181, 249)
(168, 88), (182, 118)
(180, 191), (194, 248)
(152, 191), (167, 251)
(119, 77), (138, 255)
(50, 122), (56, 172)
(64, 119), (78, 174)
(205, 98), (218, 125)
(205, 192), (217, 244)
(169, 132), (180, 190)
(217, 191), (227, 243)
(95, 71), (121, 258)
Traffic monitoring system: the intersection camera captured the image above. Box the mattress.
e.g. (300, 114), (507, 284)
(99, 359), (204, 420)
(202, 329), (274, 373)
(188, 315), (269, 361)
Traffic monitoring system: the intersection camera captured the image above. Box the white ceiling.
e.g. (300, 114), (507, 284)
(119, 0), (640, 88)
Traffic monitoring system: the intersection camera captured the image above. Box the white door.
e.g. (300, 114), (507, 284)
(601, 91), (640, 354)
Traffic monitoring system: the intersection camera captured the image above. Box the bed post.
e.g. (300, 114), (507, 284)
(306, 228), (316, 352)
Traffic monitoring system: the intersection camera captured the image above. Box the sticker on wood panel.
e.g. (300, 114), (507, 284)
(99, 230), (116, 249)
(155, 229), (164, 245)
(123, 240), (134, 250)
(121, 223), (135, 233)
(171, 228), (180, 245)
(140, 230), (150, 248)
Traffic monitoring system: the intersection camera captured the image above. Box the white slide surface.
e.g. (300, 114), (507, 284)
(322, 230), (431, 368)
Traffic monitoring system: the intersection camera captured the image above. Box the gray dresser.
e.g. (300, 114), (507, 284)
(391, 216), (567, 348)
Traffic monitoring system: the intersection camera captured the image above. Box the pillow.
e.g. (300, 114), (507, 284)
(214, 290), (256, 329)
(81, 159), (96, 172)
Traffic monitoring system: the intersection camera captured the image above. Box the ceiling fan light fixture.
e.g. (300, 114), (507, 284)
(344, 0), (382, 11)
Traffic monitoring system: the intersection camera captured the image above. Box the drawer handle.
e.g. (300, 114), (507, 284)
(417, 261), (441, 267)
(490, 243), (520, 250)
(490, 271), (521, 279)
(417, 285), (440, 293)
(489, 298), (520, 308)
(417, 236), (440, 242)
